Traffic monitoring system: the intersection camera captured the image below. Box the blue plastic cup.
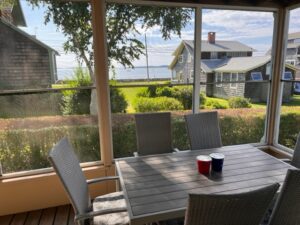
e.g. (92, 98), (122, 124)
(209, 153), (225, 172)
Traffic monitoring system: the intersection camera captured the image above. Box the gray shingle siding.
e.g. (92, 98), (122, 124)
(0, 21), (52, 90)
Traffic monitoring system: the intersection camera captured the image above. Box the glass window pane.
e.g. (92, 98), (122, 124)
(0, 2), (101, 174)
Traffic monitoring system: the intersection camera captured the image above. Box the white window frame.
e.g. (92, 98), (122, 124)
(178, 54), (184, 63)
(216, 72), (222, 87)
(286, 59), (296, 65)
(230, 73), (238, 89)
(189, 69), (194, 80)
(251, 72), (263, 81)
(211, 52), (218, 59)
(188, 54), (192, 63)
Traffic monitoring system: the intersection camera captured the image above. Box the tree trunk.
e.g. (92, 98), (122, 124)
(80, 51), (99, 115)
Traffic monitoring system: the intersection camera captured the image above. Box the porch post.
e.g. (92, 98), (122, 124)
(91, 0), (114, 166)
(192, 6), (202, 114)
(266, 7), (290, 145)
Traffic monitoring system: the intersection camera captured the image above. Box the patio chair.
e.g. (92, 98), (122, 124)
(184, 183), (279, 225)
(285, 133), (300, 168)
(267, 169), (300, 225)
(48, 137), (129, 225)
(134, 112), (178, 156)
(184, 111), (222, 150)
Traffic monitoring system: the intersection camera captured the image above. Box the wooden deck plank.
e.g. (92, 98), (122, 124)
(39, 208), (56, 225)
(0, 214), (14, 225)
(10, 212), (28, 225)
(53, 205), (70, 225)
(67, 208), (75, 225)
(24, 210), (42, 225)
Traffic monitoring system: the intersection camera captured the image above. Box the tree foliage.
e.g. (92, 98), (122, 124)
(27, 0), (192, 77)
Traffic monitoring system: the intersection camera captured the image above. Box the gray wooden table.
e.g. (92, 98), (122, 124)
(115, 144), (295, 225)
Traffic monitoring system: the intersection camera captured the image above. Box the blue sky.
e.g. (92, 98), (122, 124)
(19, 1), (300, 72)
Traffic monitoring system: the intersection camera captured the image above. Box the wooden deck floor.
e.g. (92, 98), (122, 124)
(0, 205), (75, 225)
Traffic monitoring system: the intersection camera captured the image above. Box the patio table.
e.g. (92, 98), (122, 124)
(115, 144), (295, 225)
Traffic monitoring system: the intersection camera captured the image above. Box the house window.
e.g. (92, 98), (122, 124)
(283, 71), (293, 80)
(178, 55), (184, 63)
(286, 60), (296, 66)
(188, 54), (192, 63)
(266, 63), (271, 76)
(190, 70), (194, 80)
(211, 52), (218, 59)
(251, 72), (263, 81)
(216, 73), (222, 87)
(230, 73), (238, 89)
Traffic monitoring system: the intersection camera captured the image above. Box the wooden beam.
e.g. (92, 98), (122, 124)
(192, 7), (202, 114)
(90, 0), (114, 166)
(265, 7), (289, 145)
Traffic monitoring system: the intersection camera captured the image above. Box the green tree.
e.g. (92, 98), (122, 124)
(27, 0), (192, 79)
(0, 0), (15, 10)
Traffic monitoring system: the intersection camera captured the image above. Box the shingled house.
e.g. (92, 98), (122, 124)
(169, 33), (297, 102)
(169, 32), (254, 83)
(0, 0), (58, 90)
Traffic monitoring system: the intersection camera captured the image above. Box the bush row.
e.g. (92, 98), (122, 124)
(135, 86), (206, 112)
(0, 112), (299, 173)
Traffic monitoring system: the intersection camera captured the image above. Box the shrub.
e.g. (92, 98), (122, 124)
(62, 67), (92, 115)
(170, 87), (206, 110)
(136, 85), (158, 98)
(228, 97), (252, 108)
(205, 99), (228, 109)
(110, 88), (128, 113)
(156, 86), (174, 97)
(134, 97), (183, 112)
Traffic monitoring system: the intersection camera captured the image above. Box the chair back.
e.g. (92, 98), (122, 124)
(185, 111), (222, 150)
(48, 137), (91, 216)
(291, 133), (300, 168)
(184, 183), (279, 225)
(268, 169), (300, 225)
(135, 112), (173, 156)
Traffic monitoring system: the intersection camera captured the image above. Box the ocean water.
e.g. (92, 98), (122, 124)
(57, 66), (172, 81)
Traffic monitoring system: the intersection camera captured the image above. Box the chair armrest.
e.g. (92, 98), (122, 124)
(87, 176), (119, 185)
(281, 158), (291, 164)
(133, 152), (139, 157)
(75, 207), (127, 222)
(173, 148), (180, 152)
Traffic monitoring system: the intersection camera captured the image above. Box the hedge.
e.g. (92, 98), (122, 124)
(0, 112), (299, 173)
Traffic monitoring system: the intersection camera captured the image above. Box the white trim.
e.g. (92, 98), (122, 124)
(230, 72), (238, 89)
(216, 72), (223, 87)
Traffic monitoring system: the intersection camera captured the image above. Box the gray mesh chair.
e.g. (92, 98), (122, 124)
(184, 183), (279, 225)
(48, 137), (129, 225)
(281, 133), (300, 168)
(290, 133), (300, 168)
(184, 111), (222, 150)
(134, 112), (177, 156)
(268, 169), (300, 225)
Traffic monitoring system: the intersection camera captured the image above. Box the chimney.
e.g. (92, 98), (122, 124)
(208, 32), (216, 44)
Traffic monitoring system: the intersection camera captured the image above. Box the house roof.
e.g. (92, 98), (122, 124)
(201, 59), (228, 73)
(169, 40), (254, 69)
(214, 56), (298, 73)
(183, 40), (254, 53)
(214, 56), (271, 73)
(11, 0), (26, 27)
(287, 43), (300, 49)
(288, 32), (300, 40)
(1, 18), (59, 55)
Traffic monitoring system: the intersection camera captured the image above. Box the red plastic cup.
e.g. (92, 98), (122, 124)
(196, 155), (212, 175)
